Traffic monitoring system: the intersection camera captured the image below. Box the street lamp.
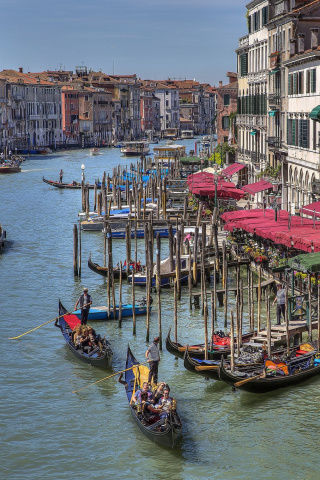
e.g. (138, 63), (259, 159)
(81, 163), (85, 182)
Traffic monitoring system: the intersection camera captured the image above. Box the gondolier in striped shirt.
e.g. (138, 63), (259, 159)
(146, 336), (160, 385)
(75, 287), (92, 325)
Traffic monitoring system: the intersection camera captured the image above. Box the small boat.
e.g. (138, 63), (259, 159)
(109, 226), (176, 239)
(183, 346), (263, 381)
(88, 255), (143, 279)
(124, 346), (182, 448)
(55, 301), (113, 368)
(73, 300), (151, 321)
(43, 177), (97, 189)
(0, 225), (6, 250)
(165, 328), (256, 360)
(218, 351), (320, 393)
(0, 163), (21, 173)
(120, 141), (150, 156)
(90, 147), (100, 156)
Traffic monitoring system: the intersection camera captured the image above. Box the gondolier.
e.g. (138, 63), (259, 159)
(272, 284), (286, 325)
(146, 336), (160, 385)
(75, 288), (92, 325)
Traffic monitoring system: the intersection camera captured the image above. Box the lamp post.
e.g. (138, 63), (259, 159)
(214, 176), (218, 209)
(81, 163), (85, 183)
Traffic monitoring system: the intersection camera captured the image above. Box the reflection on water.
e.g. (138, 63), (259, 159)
(1, 142), (320, 480)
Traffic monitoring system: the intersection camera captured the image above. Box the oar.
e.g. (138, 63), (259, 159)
(9, 303), (91, 340)
(234, 370), (266, 388)
(72, 361), (149, 394)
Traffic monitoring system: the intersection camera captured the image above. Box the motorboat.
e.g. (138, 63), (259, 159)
(120, 142), (150, 156)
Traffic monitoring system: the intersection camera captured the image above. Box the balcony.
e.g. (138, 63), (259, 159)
(267, 136), (281, 148)
(268, 94), (281, 107)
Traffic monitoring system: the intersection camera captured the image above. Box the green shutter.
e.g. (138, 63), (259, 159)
(311, 69), (316, 93)
(292, 119), (296, 145)
(293, 73), (297, 94)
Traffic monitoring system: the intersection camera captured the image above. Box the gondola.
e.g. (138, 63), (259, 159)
(183, 346), (263, 381)
(43, 177), (97, 189)
(219, 352), (320, 393)
(165, 327), (256, 360)
(88, 254), (143, 280)
(124, 346), (182, 448)
(55, 300), (113, 368)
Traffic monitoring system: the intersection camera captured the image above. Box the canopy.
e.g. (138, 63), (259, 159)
(221, 163), (246, 176)
(288, 252), (320, 273)
(188, 172), (245, 200)
(242, 180), (273, 195)
(300, 201), (320, 218)
(309, 105), (320, 122)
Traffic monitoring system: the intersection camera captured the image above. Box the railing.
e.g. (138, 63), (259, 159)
(268, 94), (281, 106)
(267, 136), (281, 148)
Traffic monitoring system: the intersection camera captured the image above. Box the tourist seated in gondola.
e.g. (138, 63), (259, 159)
(132, 381), (153, 405)
(152, 382), (167, 403)
(140, 392), (162, 422)
(156, 388), (173, 420)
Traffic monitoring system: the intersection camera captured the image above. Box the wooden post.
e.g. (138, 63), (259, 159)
(118, 261), (123, 328)
(126, 223), (131, 279)
(204, 302), (208, 360)
(188, 249), (192, 310)
(97, 192), (102, 216)
(224, 262), (228, 329)
(193, 226), (198, 286)
(250, 270), (254, 331)
(213, 266), (217, 327)
(230, 310), (235, 373)
(318, 276), (320, 352)
(240, 279), (243, 344)
(146, 265), (150, 343)
(78, 220), (82, 278)
(174, 279), (178, 343)
(168, 223), (174, 273)
(285, 284), (289, 355)
(134, 221), (138, 273)
(107, 225), (112, 319)
(236, 294), (240, 358)
(308, 274), (312, 340)
(156, 233), (162, 350)
(176, 228), (181, 300)
(73, 224), (78, 277)
(258, 263), (262, 332)
(94, 183), (97, 211)
(267, 296), (271, 357)
(132, 269), (136, 335)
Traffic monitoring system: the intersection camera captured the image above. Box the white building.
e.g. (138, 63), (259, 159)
(154, 84), (180, 134)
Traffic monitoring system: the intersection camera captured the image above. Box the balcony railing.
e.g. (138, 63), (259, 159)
(268, 94), (281, 106)
(267, 136), (281, 148)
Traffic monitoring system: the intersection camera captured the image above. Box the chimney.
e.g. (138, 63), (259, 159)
(19, 67), (23, 73)
(219, 81), (223, 87)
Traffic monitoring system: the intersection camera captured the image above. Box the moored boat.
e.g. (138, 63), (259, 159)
(88, 254), (143, 279)
(0, 224), (6, 250)
(55, 300), (113, 368)
(124, 346), (182, 448)
(73, 301), (151, 320)
(218, 351), (320, 393)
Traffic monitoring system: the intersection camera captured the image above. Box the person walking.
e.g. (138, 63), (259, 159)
(75, 287), (92, 325)
(146, 336), (160, 385)
(272, 284), (286, 325)
(59, 169), (64, 183)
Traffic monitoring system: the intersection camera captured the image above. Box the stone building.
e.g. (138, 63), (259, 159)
(216, 72), (238, 145)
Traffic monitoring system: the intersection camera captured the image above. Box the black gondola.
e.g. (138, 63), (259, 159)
(165, 327), (256, 360)
(43, 177), (96, 189)
(124, 346), (182, 448)
(219, 353), (320, 393)
(55, 300), (113, 368)
(88, 254), (129, 279)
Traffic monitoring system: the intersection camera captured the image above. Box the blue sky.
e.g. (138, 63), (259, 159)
(1, 0), (246, 86)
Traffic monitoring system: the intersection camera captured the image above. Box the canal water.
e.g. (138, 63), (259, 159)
(1, 140), (319, 480)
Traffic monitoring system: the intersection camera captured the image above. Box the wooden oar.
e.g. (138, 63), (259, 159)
(72, 361), (149, 394)
(234, 370), (266, 388)
(9, 303), (91, 340)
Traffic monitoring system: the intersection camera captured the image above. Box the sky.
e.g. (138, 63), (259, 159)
(1, 0), (246, 86)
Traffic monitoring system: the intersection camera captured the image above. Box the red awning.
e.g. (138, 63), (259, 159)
(222, 163), (246, 176)
(242, 180), (273, 195)
(300, 201), (320, 218)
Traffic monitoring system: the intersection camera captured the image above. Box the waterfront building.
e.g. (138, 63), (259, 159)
(148, 82), (180, 136)
(236, 0), (269, 183)
(92, 88), (113, 146)
(61, 85), (80, 146)
(216, 72), (238, 145)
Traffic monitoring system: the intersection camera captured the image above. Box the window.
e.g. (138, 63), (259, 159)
(287, 118), (309, 148)
(262, 6), (268, 26)
(223, 94), (230, 106)
(166, 100), (169, 107)
(240, 53), (248, 77)
(222, 116), (229, 129)
(311, 69), (316, 93)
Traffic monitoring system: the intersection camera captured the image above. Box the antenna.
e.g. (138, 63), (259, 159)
(113, 60), (115, 75)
